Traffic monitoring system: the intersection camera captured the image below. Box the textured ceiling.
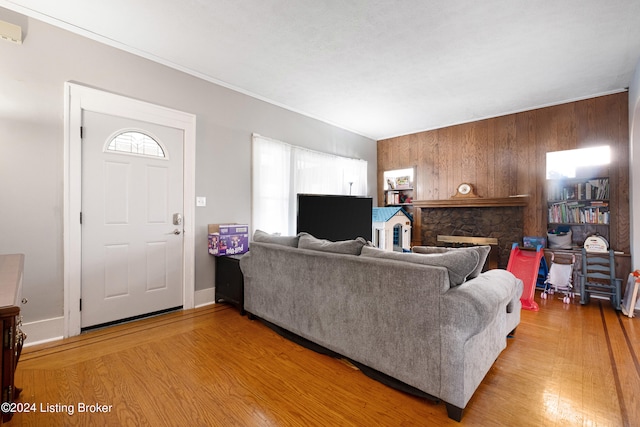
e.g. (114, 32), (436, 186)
(2, 0), (640, 140)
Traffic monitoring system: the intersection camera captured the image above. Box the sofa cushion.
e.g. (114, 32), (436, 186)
(298, 232), (367, 255)
(253, 229), (300, 247)
(361, 246), (479, 286)
(412, 245), (491, 279)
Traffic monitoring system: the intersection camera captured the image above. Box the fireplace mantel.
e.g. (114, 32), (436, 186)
(413, 195), (529, 208)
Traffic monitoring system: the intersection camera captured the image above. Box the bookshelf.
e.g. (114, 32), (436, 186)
(547, 177), (610, 247)
(383, 167), (415, 210)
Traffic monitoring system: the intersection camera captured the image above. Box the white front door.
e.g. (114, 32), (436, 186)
(81, 111), (184, 328)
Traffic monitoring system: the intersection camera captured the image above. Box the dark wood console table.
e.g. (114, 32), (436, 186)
(0, 254), (26, 424)
(215, 254), (245, 315)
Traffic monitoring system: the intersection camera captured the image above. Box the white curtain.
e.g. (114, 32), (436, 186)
(251, 136), (292, 235)
(252, 134), (367, 236)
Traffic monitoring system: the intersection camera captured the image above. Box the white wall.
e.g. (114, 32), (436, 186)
(0, 8), (376, 325)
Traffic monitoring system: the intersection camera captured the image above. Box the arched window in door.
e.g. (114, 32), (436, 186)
(106, 131), (166, 158)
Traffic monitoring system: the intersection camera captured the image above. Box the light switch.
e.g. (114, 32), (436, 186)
(196, 197), (206, 207)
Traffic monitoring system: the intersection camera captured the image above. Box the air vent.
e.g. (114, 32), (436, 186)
(0, 20), (22, 45)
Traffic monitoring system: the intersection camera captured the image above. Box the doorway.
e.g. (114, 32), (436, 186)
(81, 112), (184, 328)
(64, 83), (196, 337)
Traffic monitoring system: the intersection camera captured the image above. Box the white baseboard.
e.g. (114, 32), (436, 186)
(22, 290), (217, 347)
(195, 287), (216, 308)
(22, 316), (64, 347)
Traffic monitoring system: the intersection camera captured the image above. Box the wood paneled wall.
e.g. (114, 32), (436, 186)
(378, 92), (630, 252)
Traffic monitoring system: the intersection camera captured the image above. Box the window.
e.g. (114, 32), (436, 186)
(252, 134), (368, 235)
(106, 131), (166, 158)
(546, 146), (610, 179)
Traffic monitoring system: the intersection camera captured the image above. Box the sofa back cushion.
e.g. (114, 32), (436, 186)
(253, 229), (300, 247)
(412, 245), (490, 279)
(298, 232), (367, 255)
(361, 246), (479, 286)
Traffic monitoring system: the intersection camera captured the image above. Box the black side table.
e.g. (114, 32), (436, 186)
(215, 254), (245, 314)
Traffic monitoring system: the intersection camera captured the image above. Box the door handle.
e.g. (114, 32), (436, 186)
(172, 229), (182, 235)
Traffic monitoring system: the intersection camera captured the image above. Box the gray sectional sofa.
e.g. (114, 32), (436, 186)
(239, 231), (523, 421)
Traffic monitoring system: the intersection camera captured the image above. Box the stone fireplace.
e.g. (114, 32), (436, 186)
(412, 197), (528, 269)
(437, 235), (499, 270)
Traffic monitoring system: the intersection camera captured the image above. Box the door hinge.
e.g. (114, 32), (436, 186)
(80, 212), (83, 224)
(79, 298), (82, 311)
(80, 126), (84, 139)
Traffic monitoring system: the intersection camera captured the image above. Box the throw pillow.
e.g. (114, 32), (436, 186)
(253, 229), (300, 247)
(361, 246), (479, 286)
(412, 245), (491, 279)
(298, 232), (367, 255)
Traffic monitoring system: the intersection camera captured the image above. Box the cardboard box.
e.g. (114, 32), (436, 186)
(208, 223), (249, 256)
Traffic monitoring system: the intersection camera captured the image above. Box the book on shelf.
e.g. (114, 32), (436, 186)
(548, 200), (609, 224)
(386, 191), (400, 205)
(547, 178), (609, 201)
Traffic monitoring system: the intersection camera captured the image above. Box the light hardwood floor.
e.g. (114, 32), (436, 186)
(7, 292), (640, 426)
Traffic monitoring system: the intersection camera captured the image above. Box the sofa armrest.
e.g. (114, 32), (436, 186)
(440, 284), (497, 338)
(506, 278), (524, 313)
(440, 270), (521, 337)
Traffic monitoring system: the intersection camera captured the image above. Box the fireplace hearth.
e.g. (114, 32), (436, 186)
(437, 235), (499, 270)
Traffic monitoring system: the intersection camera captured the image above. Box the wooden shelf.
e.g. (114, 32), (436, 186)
(548, 199), (609, 204)
(548, 222), (609, 226)
(413, 196), (529, 208)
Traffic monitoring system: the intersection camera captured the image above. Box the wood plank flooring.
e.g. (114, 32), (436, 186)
(6, 292), (640, 426)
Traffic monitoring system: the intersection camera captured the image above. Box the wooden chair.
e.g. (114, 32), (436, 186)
(579, 248), (621, 310)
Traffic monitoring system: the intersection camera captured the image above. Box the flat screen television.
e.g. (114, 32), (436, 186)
(296, 194), (372, 241)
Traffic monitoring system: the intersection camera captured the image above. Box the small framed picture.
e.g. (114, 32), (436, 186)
(621, 272), (640, 318)
(395, 176), (411, 189)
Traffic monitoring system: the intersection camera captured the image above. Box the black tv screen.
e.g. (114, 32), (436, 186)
(296, 194), (372, 241)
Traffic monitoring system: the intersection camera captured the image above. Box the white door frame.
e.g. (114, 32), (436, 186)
(63, 82), (196, 337)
